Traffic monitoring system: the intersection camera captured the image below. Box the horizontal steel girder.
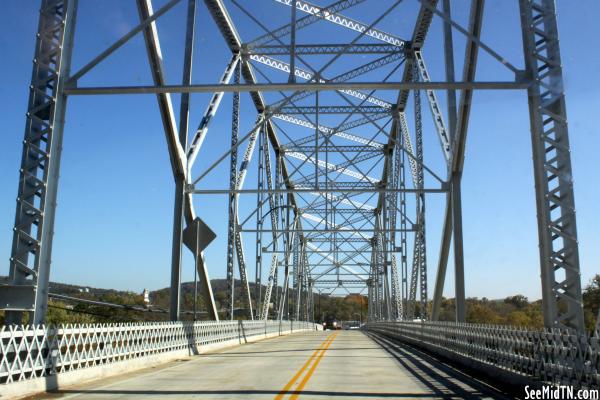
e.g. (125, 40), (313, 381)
(64, 81), (530, 95)
(188, 187), (447, 194)
(245, 43), (406, 55)
(238, 228), (415, 233)
(309, 238), (371, 243)
(274, 105), (390, 114)
(282, 146), (384, 153)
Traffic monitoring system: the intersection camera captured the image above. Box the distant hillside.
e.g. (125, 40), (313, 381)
(0, 276), (136, 298)
(0, 276), (364, 324)
(3, 275), (598, 333)
(1, 276), (263, 299)
(151, 278), (261, 297)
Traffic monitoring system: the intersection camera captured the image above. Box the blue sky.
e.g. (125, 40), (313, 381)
(0, 0), (598, 300)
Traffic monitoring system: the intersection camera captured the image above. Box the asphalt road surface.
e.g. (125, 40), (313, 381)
(42, 330), (510, 399)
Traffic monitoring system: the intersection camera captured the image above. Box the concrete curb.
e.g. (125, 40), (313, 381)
(1, 328), (313, 399)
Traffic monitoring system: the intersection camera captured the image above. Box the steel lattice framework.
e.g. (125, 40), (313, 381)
(0, 0), (586, 332)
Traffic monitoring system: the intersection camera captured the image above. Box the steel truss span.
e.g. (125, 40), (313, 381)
(0, 0), (585, 333)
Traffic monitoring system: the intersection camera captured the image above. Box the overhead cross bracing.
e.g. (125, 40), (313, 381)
(0, 0), (586, 334)
(205, 0), (454, 322)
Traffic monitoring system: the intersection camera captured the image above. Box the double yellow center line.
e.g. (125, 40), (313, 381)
(275, 331), (339, 399)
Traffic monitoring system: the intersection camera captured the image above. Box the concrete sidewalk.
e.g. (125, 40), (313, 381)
(39, 331), (510, 399)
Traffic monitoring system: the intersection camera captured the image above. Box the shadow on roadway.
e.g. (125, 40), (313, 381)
(365, 332), (512, 400)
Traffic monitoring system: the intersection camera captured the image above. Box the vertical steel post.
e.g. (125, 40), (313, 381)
(225, 63), (241, 320)
(390, 254), (401, 320)
(398, 118), (409, 319)
(431, 0), (458, 322)
(2, 0), (78, 325)
(519, 0), (584, 331)
(414, 65), (428, 320)
(169, 0), (196, 321)
(314, 90), (319, 190)
(383, 253), (392, 320)
(285, 203), (291, 319)
(255, 128), (265, 314)
(294, 232), (301, 320)
(170, 170), (184, 321)
(310, 280), (315, 323)
(450, 0), (466, 324)
(366, 284), (370, 322)
(372, 236), (379, 320)
(273, 154), (282, 311)
(278, 236), (291, 321)
(452, 177), (465, 322)
(193, 265), (198, 320)
(180, 0), (198, 316)
(288, 0), (297, 83)
(388, 125), (402, 320)
(381, 202), (392, 320)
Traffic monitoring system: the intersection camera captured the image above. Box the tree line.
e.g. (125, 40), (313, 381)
(1, 275), (598, 334)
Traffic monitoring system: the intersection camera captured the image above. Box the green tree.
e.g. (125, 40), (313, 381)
(467, 302), (502, 325)
(583, 275), (600, 333)
(46, 300), (94, 324)
(505, 310), (531, 327)
(504, 295), (529, 309)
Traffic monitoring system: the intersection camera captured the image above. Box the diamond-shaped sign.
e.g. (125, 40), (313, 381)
(183, 217), (216, 253)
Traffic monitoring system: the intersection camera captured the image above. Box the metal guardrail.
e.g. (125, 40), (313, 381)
(365, 321), (600, 390)
(0, 320), (317, 385)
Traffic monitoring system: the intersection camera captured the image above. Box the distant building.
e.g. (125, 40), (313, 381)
(142, 289), (150, 305)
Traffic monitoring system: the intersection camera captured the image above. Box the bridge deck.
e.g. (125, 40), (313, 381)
(46, 331), (509, 399)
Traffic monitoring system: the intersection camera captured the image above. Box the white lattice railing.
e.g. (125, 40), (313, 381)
(365, 321), (600, 390)
(0, 320), (316, 385)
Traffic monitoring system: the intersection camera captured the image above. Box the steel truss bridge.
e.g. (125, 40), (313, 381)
(1, 0), (598, 397)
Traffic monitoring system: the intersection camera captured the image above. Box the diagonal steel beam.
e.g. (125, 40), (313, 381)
(274, 114), (386, 148)
(285, 152), (379, 183)
(187, 54), (240, 170)
(414, 50), (451, 162)
(136, 0), (187, 179)
(69, 0), (182, 83)
(204, 0), (301, 215)
(136, 0), (189, 321)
